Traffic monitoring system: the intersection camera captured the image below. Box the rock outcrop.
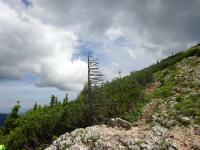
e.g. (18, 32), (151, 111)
(45, 122), (200, 150)
(45, 124), (168, 150)
(107, 118), (132, 129)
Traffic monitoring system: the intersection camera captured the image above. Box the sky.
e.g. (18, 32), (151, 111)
(0, 0), (200, 113)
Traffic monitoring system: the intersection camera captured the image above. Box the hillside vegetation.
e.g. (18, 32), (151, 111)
(0, 44), (199, 149)
(46, 45), (200, 150)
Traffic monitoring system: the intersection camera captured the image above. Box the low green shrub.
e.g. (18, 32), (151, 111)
(175, 94), (200, 124)
(121, 99), (148, 122)
(176, 96), (183, 102)
(152, 82), (174, 98)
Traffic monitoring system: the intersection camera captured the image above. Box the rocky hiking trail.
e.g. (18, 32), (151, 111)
(45, 118), (200, 150)
(45, 56), (200, 150)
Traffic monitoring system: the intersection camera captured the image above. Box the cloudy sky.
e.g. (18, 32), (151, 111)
(0, 0), (200, 113)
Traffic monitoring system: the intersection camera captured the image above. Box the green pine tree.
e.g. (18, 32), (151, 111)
(50, 95), (58, 106)
(4, 101), (21, 134)
(63, 93), (69, 105)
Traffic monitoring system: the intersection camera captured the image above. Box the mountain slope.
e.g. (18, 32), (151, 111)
(46, 53), (200, 150)
(1, 44), (200, 150)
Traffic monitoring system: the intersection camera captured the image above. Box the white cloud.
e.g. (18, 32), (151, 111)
(0, 1), (87, 92)
(105, 27), (122, 41)
(0, 0), (200, 95)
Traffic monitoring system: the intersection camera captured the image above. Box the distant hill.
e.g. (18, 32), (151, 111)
(0, 113), (8, 126)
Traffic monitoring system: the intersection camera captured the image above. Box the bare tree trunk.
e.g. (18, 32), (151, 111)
(87, 51), (104, 124)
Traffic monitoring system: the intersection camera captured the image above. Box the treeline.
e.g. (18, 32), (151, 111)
(0, 44), (199, 149)
(0, 94), (89, 149)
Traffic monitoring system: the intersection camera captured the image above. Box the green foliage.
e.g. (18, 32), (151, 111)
(2, 98), (89, 150)
(33, 102), (38, 110)
(153, 82), (174, 98)
(50, 95), (58, 107)
(52, 135), (58, 141)
(63, 93), (69, 105)
(175, 94), (200, 124)
(4, 107), (58, 149)
(4, 102), (21, 134)
(0, 128), (4, 142)
(176, 96), (183, 102)
(90, 69), (154, 122)
(122, 99), (148, 122)
(144, 43), (200, 74)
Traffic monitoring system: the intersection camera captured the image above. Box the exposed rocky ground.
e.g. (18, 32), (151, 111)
(45, 56), (200, 150)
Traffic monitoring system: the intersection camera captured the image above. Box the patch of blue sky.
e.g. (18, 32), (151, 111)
(22, 73), (38, 83)
(73, 40), (101, 61)
(113, 36), (134, 48)
(22, 0), (31, 7)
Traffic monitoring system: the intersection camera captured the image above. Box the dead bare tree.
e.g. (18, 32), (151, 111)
(88, 51), (104, 123)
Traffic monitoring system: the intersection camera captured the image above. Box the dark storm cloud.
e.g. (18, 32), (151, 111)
(0, 0), (200, 90)
(29, 0), (200, 54)
(130, 0), (200, 46)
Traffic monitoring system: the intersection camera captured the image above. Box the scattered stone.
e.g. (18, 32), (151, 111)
(45, 145), (57, 150)
(107, 118), (117, 127)
(194, 125), (200, 136)
(192, 141), (200, 150)
(128, 145), (140, 150)
(140, 143), (151, 149)
(167, 141), (180, 150)
(116, 118), (132, 129)
(152, 125), (168, 137)
(179, 116), (191, 125)
(168, 146), (178, 150)
(107, 118), (132, 129)
(165, 120), (176, 129)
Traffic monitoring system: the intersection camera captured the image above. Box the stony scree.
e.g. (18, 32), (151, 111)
(106, 118), (132, 129)
(45, 122), (200, 150)
(45, 123), (173, 150)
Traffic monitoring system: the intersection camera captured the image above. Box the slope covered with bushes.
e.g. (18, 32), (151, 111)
(46, 44), (200, 150)
(0, 44), (199, 149)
